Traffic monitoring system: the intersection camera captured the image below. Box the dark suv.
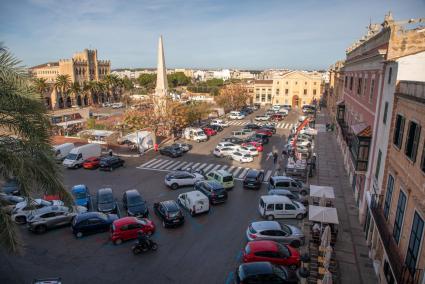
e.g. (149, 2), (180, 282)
(159, 146), (183, 158)
(153, 200), (184, 228)
(96, 188), (117, 214)
(99, 156), (125, 171)
(243, 169), (264, 190)
(222, 137), (246, 145)
(122, 189), (148, 217)
(235, 262), (297, 284)
(194, 180), (228, 204)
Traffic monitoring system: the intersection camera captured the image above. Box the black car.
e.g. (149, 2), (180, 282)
(122, 189), (148, 217)
(194, 180), (228, 204)
(243, 123), (261, 130)
(243, 169), (264, 190)
(1, 178), (20, 195)
(170, 143), (192, 153)
(99, 156), (125, 171)
(222, 137), (246, 145)
(235, 262), (297, 284)
(208, 124), (223, 132)
(96, 188), (117, 214)
(249, 133), (269, 144)
(159, 146), (183, 158)
(153, 200), (184, 228)
(71, 211), (118, 238)
(261, 124), (277, 134)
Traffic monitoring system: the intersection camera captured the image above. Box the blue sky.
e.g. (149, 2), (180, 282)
(1, 0), (423, 70)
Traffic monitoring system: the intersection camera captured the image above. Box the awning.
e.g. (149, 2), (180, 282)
(351, 123), (372, 137)
(308, 205), (339, 224)
(310, 185), (335, 199)
(55, 119), (85, 127)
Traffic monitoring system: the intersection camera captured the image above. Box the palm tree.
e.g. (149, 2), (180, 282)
(32, 78), (50, 108)
(0, 44), (72, 252)
(55, 74), (71, 107)
(69, 81), (81, 106)
(102, 74), (121, 102)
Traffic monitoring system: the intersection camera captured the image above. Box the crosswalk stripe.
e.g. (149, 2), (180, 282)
(239, 168), (249, 179)
(264, 170), (272, 181)
(192, 162), (200, 169)
(185, 162), (194, 169)
(197, 163), (207, 170)
(147, 159), (165, 168)
(151, 159), (171, 169)
(139, 158), (158, 168)
(171, 161), (187, 170)
(209, 164), (221, 172)
(157, 160), (175, 169)
(165, 160), (180, 170)
(233, 167), (242, 176)
(228, 166), (235, 174)
(203, 164), (214, 172)
(220, 165), (228, 171)
(277, 123), (284, 128)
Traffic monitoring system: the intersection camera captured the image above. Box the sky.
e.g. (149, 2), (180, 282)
(1, 0), (424, 70)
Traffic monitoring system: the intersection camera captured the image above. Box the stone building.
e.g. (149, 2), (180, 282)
(326, 61), (345, 123)
(30, 49), (111, 109)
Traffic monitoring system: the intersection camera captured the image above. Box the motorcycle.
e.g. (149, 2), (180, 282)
(132, 239), (158, 255)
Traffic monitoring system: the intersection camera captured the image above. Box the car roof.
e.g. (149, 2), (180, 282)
(215, 169), (232, 176)
(71, 184), (87, 192)
(161, 200), (179, 211)
(269, 189), (293, 195)
(183, 191), (207, 199)
(125, 189), (140, 197)
(113, 216), (137, 226)
(76, 211), (104, 221)
(248, 240), (279, 253)
(204, 180), (224, 189)
(246, 169), (261, 178)
(251, 221), (281, 231)
(270, 176), (294, 182)
(97, 188), (112, 194)
(239, 262), (273, 277)
(261, 195), (291, 203)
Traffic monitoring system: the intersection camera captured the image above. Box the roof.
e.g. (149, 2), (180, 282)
(215, 169), (232, 176)
(248, 240), (278, 252)
(246, 169), (261, 178)
(239, 262), (273, 276)
(30, 62), (59, 69)
(97, 188), (112, 194)
(125, 189), (140, 196)
(351, 123), (372, 137)
(260, 195), (291, 203)
(71, 185), (88, 192)
(76, 211), (104, 221)
(254, 80), (273, 84)
(184, 191), (208, 199)
(251, 221), (281, 231)
(308, 205), (339, 224)
(161, 200), (179, 211)
(113, 216), (137, 226)
(309, 185), (335, 199)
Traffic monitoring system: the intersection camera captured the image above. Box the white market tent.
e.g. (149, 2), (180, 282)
(119, 131), (153, 152)
(310, 185), (335, 199)
(308, 205), (339, 224)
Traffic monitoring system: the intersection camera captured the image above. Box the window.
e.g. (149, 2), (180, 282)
(313, 89), (317, 95)
(393, 190), (407, 243)
(344, 76), (348, 88)
(305, 81), (307, 85)
(267, 204), (274, 210)
(303, 89), (307, 95)
(363, 78), (368, 97)
(285, 89), (289, 95)
(285, 204), (296, 210)
(314, 82), (317, 85)
(276, 89), (279, 95)
(405, 212), (424, 274)
(286, 81), (288, 84)
(349, 76), (353, 90)
(255, 94), (260, 101)
(295, 81), (298, 85)
(383, 102), (389, 124)
(421, 143), (425, 173)
(383, 175), (394, 219)
(388, 67), (392, 84)
(393, 115), (405, 148)
(275, 204), (283, 210)
(375, 150), (382, 179)
(261, 94), (265, 102)
(405, 121), (421, 162)
(357, 78), (362, 95)
(267, 94), (272, 101)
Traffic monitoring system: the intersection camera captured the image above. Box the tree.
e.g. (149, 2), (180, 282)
(186, 102), (211, 125)
(102, 74), (121, 102)
(137, 73), (156, 91)
(167, 72), (190, 88)
(55, 74), (71, 95)
(215, 84), (249, 111)
(32, 78), (49, 98)
(120, 77), (134, 108)
(69, 81), (81, 106)
(0, 44), (72, 252)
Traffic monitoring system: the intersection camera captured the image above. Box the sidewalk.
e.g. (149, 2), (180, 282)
(308, 109), (377, 284)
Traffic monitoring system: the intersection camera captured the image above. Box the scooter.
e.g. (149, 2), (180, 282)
(132, 239), (158, 255)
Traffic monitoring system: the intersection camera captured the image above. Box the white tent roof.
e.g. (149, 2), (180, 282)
(308, 205), (339, 224)
(310, 185), (335, 199)
(120, 131), (152, 144)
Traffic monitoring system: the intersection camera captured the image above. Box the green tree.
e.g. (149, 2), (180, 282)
(54, 74), (71, 95)
(167, 72), (190, 88)
(69, 81), (81, 105)
(32, 78), (49, 98)
(0, 44), (72, 252)
(137, 73), (156, 91)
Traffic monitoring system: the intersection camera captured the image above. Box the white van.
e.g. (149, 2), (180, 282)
(229, 111), (245, 120)
(62, 144), (102, 168)
(272, 105), (281, 112)
(210, 119), (229, 128)
(258, 195), (306, 220)
(177, 191), (210, 216)
(53, 143), (75, 162)
(183, 127), (208, 142)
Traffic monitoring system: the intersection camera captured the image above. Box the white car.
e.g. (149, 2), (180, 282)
(164, 170), (205, 190)
(298, 115), (307, 122)
(288, 138), (311, 147)
(255, 115), (270, 121)
(213, 147), (236, 157)
(216, 142), (239, 151)
(102, 102), (111, 107)
(231, 151), (254, 163)
(300, 127), (317, 136)
(12, 199), (65, 224)
(238, 145), (259, 156)
(111, 102), (124, 109)
(210, 119), (229, 128)
(229, 111), (245, 120)
(177, 191), (209, 216)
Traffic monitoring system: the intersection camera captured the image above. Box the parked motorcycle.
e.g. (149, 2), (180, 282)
(132, 239), (158, 255)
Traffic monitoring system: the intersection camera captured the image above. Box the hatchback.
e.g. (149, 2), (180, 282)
(96, 188), (117, 214)
(111, 217), (155, 245)
(82, 157), (100, 169)
(213, 147), (235, 158)
(231, 151), (253, 163)
(99, 156), (125, 171)
(243, 123), (261, 130)
(203, 127), (217, 136)
(243, 169), (264, 190)
(195, 180), (228, 204)
(235, 262), (297, 284)
(256, 128), (273, 137)
(250, 133), (269, 144)
(71, 184), (90, 208)
(243, 241), (300, 270)
(122, 189), (148, 217)
(159, 146), (183, 158)
(72, 211), (118, 238)
(153, 200), (184, 228)
(242, 141), (263, 152)
(206, 170), (234, 189)
(246, 221), (305, 248)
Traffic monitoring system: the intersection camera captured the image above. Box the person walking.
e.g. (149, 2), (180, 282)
(273, 152), (278, 165)
(108, 149), (113, 156)
(266, 151), (273, 161)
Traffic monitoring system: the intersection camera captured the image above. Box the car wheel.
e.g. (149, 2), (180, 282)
(171, 183), (179, 190)
(76, 231), (83, 238)
(114, 238), (123, 245)
(296, 214), (304, 220)
(15, 216), (26, 224)
(151, 243), (158, 251)
(266, 215), (274, 221)
(290, 240), (301, 248)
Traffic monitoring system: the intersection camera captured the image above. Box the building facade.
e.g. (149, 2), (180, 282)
(326, 61), (345, 123)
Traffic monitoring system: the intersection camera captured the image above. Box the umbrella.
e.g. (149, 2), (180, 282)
(323, 245), (333, 269)
(321, 225), (331, 249)
(308, 205), (339, 224)
(309, 185), (335, 199)
(322, 269), (333, 284)
(319, 193), (327, 207)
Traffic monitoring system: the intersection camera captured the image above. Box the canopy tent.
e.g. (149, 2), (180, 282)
(310, 185), (335, 199)
(308, 205), (339, 224)
(118, 131), (153, 152)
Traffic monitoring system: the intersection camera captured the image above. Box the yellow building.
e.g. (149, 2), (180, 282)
(30, 49), (111, 109)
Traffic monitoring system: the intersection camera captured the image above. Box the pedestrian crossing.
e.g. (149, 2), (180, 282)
(227, 121), (296, 129)
(136, 158), (282, 182)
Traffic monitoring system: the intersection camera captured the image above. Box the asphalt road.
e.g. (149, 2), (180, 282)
(0, 109), (304, 284)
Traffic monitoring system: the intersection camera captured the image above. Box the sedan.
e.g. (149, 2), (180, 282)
(170, 143), (192, 152)
(82, 157), (100, 169)
(221, 137), (246, 145)
(159, 146), (183, 158)
(213, 147), (235, 158)
(96, 188), (117, 214)
(243, 241), (301, 270)
(238, 145), (258, 156)
(260, 124), (277, 134)
(246, 221), (305, 248)
(231, 151), (253, 163)
(256, 128), (273, 137)
(255, 115), (270, 121)
(203, 127), (217, 136)
(153, 200), (184, 228)
(99, 156), (125, 171)
(164, 171), (205, 190)
(249, 133), (269, 144)
(242, 141), (263, 152)
(207, 124), (223, 132)
(12, 199), (64, 224)
(122, 189), (148, 217)
(243, 123), (261, 130)
(72, 211), (118, 238)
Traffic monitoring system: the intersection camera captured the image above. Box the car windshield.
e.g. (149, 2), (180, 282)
(292, 201), (300, 208)
(98, 193), (113, 204)
(168, 209), (180, 218)
(272, 265), (288, 280)
(277, 243), (290, 257)
(196, 131), (204, 136)
(223, 176), (233, 182)
(66, 153), (78, 160)
(128, 195), (144, 206)
(73, 191), (87, 199)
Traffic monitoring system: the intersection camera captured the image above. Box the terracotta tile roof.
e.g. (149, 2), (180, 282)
(254, 80), (273, 84)
(351, 123), (372, 137)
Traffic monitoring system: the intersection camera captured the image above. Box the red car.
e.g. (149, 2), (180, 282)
(82, 157), (100, 169)
(271, 114), (284, 121)
(256, 128), (273, 137)
(111, 217), (155, 245)
(243, 240), (300, 270)
(242, 141), (264, 152)
(203, 127), (217, 136)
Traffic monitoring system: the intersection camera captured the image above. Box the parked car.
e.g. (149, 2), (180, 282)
(222, 137), (246, 145)
(243, 169), (264, 190)
(111, 102), (124, 109)
(238, 145), (259, 156)
(72, 211), (118, 238)
(208, 124), (224, 132)
(210, 119), (229, 128)
(268, 176), (308, 196)
(203, 127), (217, 136)
(242, 141), (264, 152)
(170, 143), (192, 152)
(159, 146), (183, 158)
(12, 199), (64, 224)
(71, 185), (90, 208)
(258, 195), (306, 220)
(235, 262), (297, 284)
(63, 144), (102, 169)
(27, 205), (87, 234)
(229, 111), (245, 120)
(246, 221), (305, 248)
(216, 141), (239, 150)
(270, 114), (284, 121)
(231, 130), (253, 140)
(260, 124), (276, 134)
(231, 151), (253, 163)
(256, 128), (273, 137)
(96, 188), (117, 214)
(205, 170), (234, 190)
(243, 123), (261, 130)
(255, 115), (270, 121)
(300, 127), (317, 136)
(268, 189), (304, 203)
(281, 104), (292, 111)
(183, 127), (208, 142)
(194, 180), (228, 205)
(153, 200), (184, 228)
(99, 156), (125, 171)
(1, 178), (20, 195)
(212, 147), (235, 158)
(111, 217), (155, 244)
(0, 193), (24, 206)
(177, 191), (210, 216)
(122, 189), (148, 217)
(164, 170), (205, 190)
(243, 241), (301, 270)
(249, 133), (269, 144)
(82, 157), (100, 169)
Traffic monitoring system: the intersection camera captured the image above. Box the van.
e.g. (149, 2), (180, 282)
(231, 130), (253, 139)
(206, 170), (234, 190)
(258, 195), (306, 220)
(268, 176), (308, 196)
(62, 144), (102, 168)
(183, 127), (208, 142)
(53, 143), (75, 162)
(272, 105), (281, 112)
(177, 191), (210, 216)
(229, 111), (245, 120)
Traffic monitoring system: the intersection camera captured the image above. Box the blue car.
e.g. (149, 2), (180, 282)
(71, 185), (90, 208)
(71, 212), (118, 238)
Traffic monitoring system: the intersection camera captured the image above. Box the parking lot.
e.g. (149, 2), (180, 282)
(0, 110), (306, 284)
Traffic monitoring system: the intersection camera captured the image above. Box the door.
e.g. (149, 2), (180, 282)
(274, 203), (285, 219)
(284, 203), (298, 218)
(182, 174), (196, 186)
(180, 195), (189, 209)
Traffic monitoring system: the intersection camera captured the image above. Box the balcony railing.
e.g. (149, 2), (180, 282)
(370, 195), (422, 284)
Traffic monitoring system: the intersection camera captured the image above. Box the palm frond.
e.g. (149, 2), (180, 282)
(0, 43), (28, 87)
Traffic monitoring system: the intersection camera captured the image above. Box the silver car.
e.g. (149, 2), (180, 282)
(164, 170), (205, 190)
(27, 205), (87, 234)
(12, 199), (65, 224)
(246, 221), (305, 248)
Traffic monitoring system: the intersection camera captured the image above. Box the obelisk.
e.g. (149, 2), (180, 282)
(154, 35), (168, 114)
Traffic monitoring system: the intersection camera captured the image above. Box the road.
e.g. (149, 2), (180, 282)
(0, 109), (304, 284)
